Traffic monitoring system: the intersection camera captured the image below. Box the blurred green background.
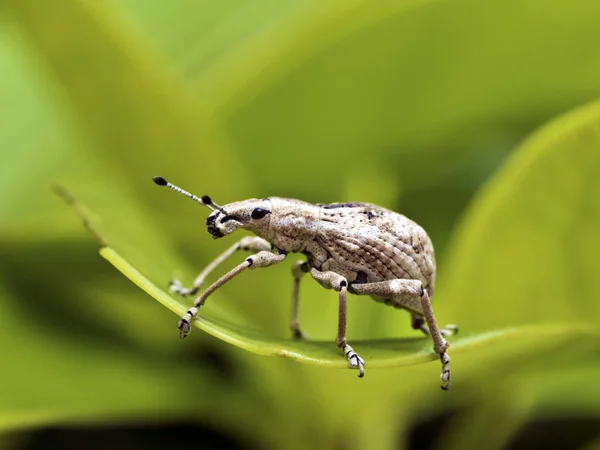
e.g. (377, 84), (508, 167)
(1, 0), (600, 449)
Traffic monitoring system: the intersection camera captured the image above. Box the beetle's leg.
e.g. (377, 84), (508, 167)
(290, 261), (309, 339)
(420, 288), (452, 390)
(170, 236), (271, 296)
(178, 250), (286, 338)
(411, 314), (459, 337)
(310, 269), (365, 378)
(349, 280), (453, 390)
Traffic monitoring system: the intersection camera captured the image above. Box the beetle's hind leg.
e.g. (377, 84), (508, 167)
(411, 314), (459, 337)
(170, 236), (272, 296)
(349, 279), (454, 390)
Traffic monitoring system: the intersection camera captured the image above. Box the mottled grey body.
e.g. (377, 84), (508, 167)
(219, 198), (436, 315)
(152, 176), (455, 389)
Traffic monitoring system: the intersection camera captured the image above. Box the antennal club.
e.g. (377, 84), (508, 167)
(152, 176), (226, 213)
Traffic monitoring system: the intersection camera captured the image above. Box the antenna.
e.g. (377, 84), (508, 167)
(152, 176), (227, 213)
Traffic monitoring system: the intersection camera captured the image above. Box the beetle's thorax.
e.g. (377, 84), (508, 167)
(265, 197), (321, 252)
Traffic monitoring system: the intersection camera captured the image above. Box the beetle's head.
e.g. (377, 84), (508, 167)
(152, 176), (272, 240)
(205, 198), (272, 239)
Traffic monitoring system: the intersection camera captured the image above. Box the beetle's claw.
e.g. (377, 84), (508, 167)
(343, 344), (366, 378)
(440, 352), (451, 390)
(357, 362), (365, 378)
(177, 319), (190, 339)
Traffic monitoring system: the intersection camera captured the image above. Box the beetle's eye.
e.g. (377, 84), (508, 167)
(251, 208), (270, 220)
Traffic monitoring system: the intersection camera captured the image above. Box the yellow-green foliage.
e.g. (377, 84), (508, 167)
(1, 1), (600, 449)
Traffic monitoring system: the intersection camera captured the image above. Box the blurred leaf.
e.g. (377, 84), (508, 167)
(0, 17), (86, 233)
(435, 358), (600, 450)
(199, 0), (600, 195)
(585, 436), (600, 450)
(2, 0), (252, 242)
(418, 95), (600, 450)
(441, 397), (530, 450)
(117, 0), (311, 77)
(0, 280), (260, 433)
(439, 98), (600, 330)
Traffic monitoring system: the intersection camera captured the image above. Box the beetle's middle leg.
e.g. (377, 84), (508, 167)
(310, 268), (365, 378)
(349, 279), (453, 390)
(411, 314), (459, 338)
(170, 236), (271, 296)
(290, 261), (309, 339)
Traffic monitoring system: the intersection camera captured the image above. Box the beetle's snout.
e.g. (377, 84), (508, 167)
(206, 213), (225, 239)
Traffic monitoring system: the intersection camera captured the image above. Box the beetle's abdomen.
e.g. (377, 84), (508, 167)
(315, 204), (436, 293)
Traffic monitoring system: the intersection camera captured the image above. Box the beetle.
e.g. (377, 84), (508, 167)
(152, 176), (457, 389)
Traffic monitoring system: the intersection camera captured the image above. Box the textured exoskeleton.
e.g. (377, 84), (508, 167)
(153, 176), (457, 389)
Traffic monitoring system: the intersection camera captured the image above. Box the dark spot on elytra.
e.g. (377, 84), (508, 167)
(322, 202), (371, 209)
(411, 237), (423, 254)
(362, 210), (375, 220)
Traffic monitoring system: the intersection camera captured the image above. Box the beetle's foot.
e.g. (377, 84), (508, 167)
(177, 318), (191, 339)
(343, 344), (365, 378)
(169, 279), (198, 297)
(440, 352), (451, 390)
(291, 327), (307, 340)
(441, 324), (459, 337)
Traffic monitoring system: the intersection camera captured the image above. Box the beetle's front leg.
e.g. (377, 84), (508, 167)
(178, 250), (286, 338)
(349, 280), (454, 390)
(170, 236), (272, 296)
(310, 268), (365, 378)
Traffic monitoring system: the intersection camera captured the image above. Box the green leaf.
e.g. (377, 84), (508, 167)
(58, 186), (599, 374)
(6, 0), (600, 445)
(197, 0), (600, 194)
(431, 356), (600, 450)
(421, 95), (600, 450)
(0, 278), (258, 433)
(2, 0), (253, 240)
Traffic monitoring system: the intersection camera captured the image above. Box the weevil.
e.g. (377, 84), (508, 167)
(152, 176), (457, 389)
